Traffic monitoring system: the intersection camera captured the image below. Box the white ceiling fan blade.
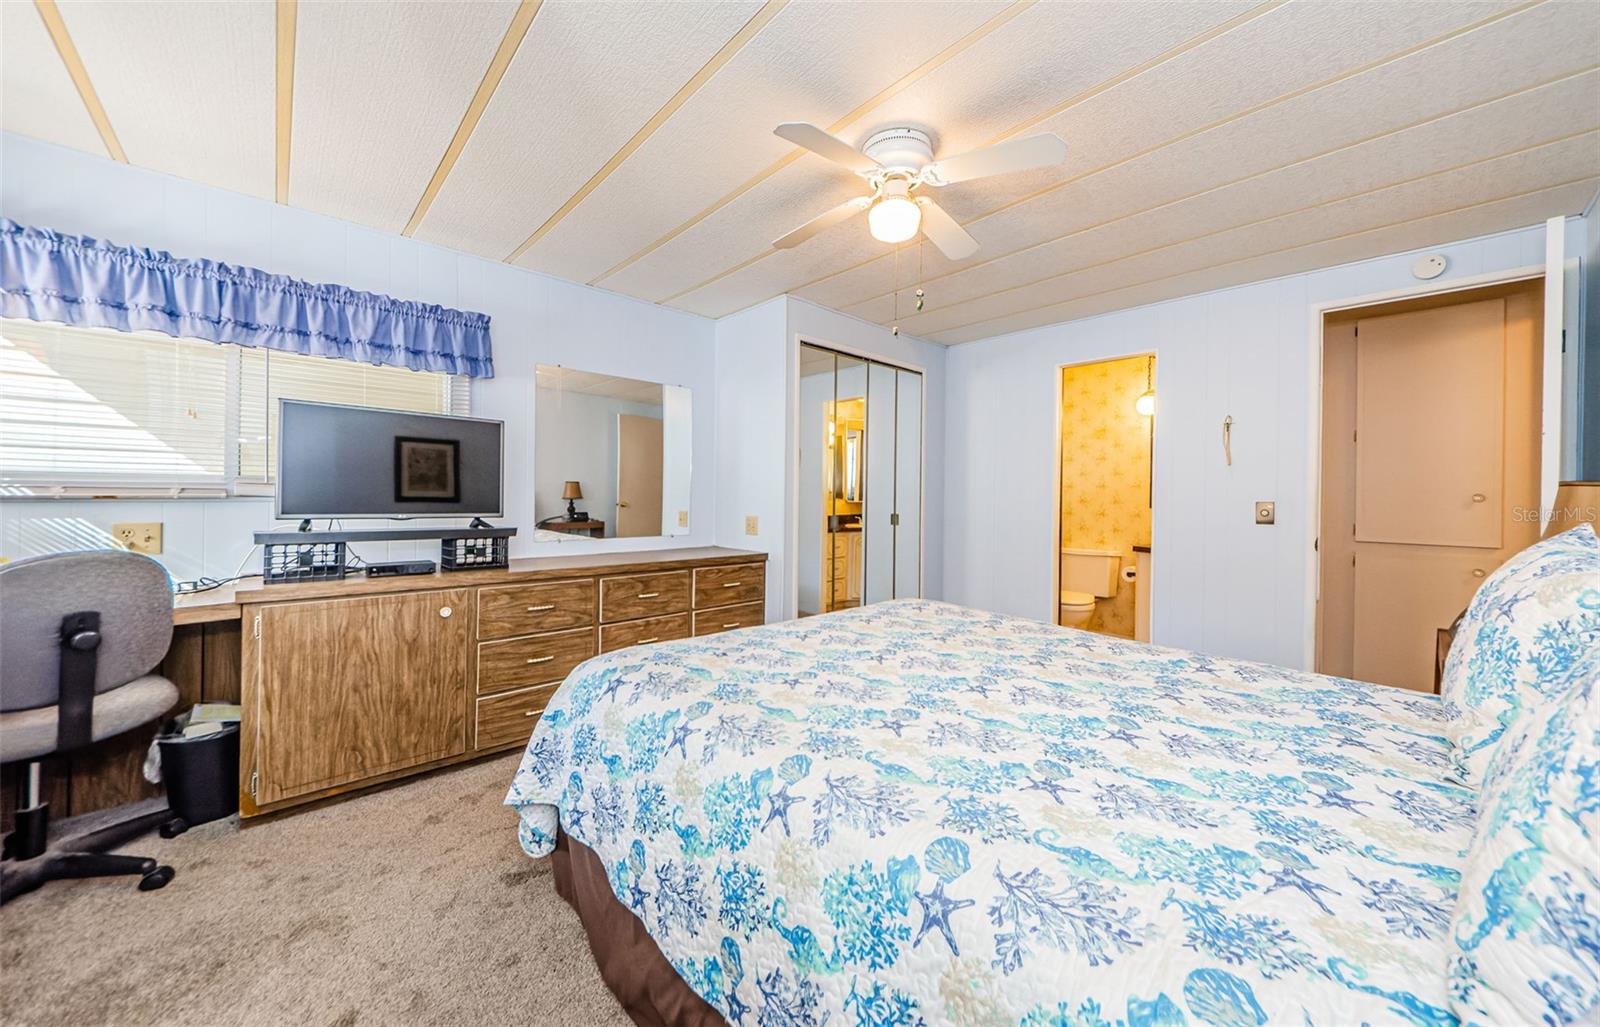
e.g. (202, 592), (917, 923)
(921, 133), (1068, 186)
(915, 196), (979, 261)
(772, 196), (871, 250)
(774, 122), (880, 174)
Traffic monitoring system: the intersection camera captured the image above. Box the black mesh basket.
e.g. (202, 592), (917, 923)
(441, 535), (507, 571)
(263, 540), (348, 584)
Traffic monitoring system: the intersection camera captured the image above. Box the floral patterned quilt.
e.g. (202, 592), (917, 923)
(506, 600), (1473, 1026)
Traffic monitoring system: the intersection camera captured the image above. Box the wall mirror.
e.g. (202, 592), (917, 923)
(535, 365), (691, 539)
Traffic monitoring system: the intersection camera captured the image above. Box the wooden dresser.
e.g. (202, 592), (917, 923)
(236, 547), (765, 818)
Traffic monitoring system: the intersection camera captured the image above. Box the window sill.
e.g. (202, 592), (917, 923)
(0, 484), (274, 501)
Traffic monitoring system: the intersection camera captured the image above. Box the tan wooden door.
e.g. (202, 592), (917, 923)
(254, 589), (470, 804)
(1348, 293), (1541, 691)
(616, 413), (663, 537)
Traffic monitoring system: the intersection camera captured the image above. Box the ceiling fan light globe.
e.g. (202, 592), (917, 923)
(868, 196), (921, 244)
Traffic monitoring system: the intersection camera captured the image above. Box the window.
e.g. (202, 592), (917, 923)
(0, 318), (468, 494)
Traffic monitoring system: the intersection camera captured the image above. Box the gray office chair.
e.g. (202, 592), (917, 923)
(0, 550), (178, 902)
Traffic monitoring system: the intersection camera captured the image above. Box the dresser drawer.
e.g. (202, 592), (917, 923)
(478, 579), (595, 640)
(477, 627), (596, 695)
(475, 683), (561, 751)
(599, 570), (690, 623)
(600, 613), (691, 653)
(692, 601), (765, 638)
(693, 563), (765, 609)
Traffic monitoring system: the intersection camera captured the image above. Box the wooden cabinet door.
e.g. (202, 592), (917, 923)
(254, 589), (470, 805)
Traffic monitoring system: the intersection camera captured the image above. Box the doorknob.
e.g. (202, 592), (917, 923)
(618, 501), (630, 508)
(1471, 493), (1486, 503)
(439, 606), (453, 618)
(1471, 568), (1487, 578)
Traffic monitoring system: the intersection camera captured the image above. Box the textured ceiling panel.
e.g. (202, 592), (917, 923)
(670, 0), (1531, 319)
(599, 0), (1259, 302)
(56, 0), (273, 198)
(289, 1), (518, 233)
(8, 0), (1596, 347)
(416, 0), (762, 258)
(890, 133), (1598, 336)
(777, 0), (1597, 324)
(1, 3), (105, 157)
(511, 0), (1008, 284)
(844, 70), (1600, 330)
(934, 178), (1599, 344)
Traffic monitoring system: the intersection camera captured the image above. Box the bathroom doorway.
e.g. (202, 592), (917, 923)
(1055, 354), (1155, 638)
(1316, 277), (1544, 692)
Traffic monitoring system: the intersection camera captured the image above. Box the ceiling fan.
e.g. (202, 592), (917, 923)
(771, 123), (1068, 260)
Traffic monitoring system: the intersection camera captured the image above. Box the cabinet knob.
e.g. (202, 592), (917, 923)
(1472, 568), (1487, 579)
(439, 606), (453, 618)
(1471, 493), (1486, 503)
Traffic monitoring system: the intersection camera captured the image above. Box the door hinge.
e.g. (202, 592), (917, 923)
(249, 769), (258, 797)
(252, 614), (261, 640)
(1561, 328), (1567, 353)
(1352, 553), (1357, 567)
(890, 512), (900, 526)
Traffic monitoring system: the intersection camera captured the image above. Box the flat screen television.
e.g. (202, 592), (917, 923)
(276, 400), (504, 519)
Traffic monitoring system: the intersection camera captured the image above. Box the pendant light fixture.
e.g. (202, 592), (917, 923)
(1135, 355), (1155, 416)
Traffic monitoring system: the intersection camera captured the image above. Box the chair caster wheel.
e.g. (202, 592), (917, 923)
(138, 865), (175, 891)
(159, 818), (188, 839)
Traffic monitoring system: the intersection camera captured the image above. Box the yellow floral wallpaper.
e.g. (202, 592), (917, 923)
(1059, 355), (1153, 638)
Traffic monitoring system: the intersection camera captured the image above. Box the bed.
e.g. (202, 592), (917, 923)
(507, 599), (1472, 1026)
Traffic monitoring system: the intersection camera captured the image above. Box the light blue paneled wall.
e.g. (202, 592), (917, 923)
(0, 133), (718, 580)
(943, 221), (1582, 671)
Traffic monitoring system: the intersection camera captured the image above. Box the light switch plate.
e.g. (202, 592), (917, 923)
(744, 515), (759, 536)
(113, 521), (163, 554)
(1254, 501), (1275, 525)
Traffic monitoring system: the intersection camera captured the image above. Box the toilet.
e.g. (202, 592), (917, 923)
(1059, 548), (1122, 629)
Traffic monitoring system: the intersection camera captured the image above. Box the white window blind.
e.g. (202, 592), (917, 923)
(0, 319), (231, 485)
(0, 317), (468, 492)
(236, 347), (464, 482)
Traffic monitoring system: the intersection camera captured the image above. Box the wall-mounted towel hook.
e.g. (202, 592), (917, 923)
(1223, 415), (1233, 466)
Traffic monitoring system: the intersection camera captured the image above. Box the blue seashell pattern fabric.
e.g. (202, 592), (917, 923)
(1439, 524), (1600, 788)
(1447, 645), (1600, 1026)
(507, 599), (1475, 1025)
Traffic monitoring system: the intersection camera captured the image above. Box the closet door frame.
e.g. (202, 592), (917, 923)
(788, 336), (926, 621)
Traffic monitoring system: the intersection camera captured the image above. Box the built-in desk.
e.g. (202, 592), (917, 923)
(1, 547), (767, 831)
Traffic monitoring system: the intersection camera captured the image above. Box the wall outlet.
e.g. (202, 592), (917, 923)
(677, 510), (689, 528)
(744, 515), (759, 536)
(1254, 501), (1275, 525)
(113, 521), (163, 554)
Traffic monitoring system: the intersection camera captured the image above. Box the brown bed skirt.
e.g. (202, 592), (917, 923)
(553, 833), (726, 1027)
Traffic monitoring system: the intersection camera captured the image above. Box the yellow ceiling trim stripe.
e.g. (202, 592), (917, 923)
(33, 0), (125, 162)
(673, 0), (1536, 313)
(275, 0), (297, 203)
(657, 0), (1282, 306)
(590, 0), (1039, 288)
(907, 128), (1600, 337)
(836, 63), (1599, 317)
(504, 0), (790, 264)
(402, 0), (543, 238)
(934, 174), (1600, 343)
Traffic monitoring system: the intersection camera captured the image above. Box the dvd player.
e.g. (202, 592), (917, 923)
(366, 560), (437, 578)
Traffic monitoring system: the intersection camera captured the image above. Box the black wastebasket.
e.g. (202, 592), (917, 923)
(157, 724), (240, 833)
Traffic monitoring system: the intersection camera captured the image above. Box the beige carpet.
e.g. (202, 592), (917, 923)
(0, 755), (630, 1027)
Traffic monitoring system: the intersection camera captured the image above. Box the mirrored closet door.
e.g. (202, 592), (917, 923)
(797, 343), (922, 617)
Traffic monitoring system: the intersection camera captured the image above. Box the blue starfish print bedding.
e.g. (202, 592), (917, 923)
(507, 599), (1471, 1026)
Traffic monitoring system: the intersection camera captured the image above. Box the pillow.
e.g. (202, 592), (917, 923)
(1441, 524), (1600, 787)
(1446, 646), (1600, 1026)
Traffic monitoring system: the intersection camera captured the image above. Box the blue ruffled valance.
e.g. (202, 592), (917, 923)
(0, 218), (494, 378)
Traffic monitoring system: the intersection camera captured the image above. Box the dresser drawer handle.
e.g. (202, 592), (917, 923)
(526, 604), (555, 612)
(525, 655), (555, 665)
(722, 621), (740, 629)
(721, 581), (742, 588)
(524, 710), (540, 718)
(637, 591), (660, 599)
(636, 636), (660, 645)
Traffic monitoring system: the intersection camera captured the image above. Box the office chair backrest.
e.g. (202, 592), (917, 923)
(0, 550), (173, 713)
